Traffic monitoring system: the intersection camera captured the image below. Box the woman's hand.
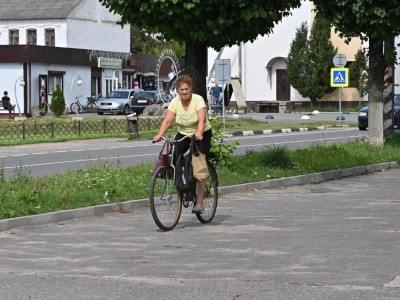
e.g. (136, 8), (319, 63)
(194, 132), (203, 141)
(153, 135), (162, 143)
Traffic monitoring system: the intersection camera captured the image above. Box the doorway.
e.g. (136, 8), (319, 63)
(276, 69), (290, 101)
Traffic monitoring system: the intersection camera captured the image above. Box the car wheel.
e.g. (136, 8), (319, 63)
(97, 112), (104, 115)
(359, 126), (367, 131)
(123, 105), (130, 115)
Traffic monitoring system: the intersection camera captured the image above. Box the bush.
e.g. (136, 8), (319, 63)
(49, 85), (66, 117)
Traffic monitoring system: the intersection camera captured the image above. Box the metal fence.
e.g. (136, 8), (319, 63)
(0, 116), (164, 142)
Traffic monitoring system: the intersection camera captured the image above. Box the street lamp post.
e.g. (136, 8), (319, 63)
(70, 75), (83, 115)
(14, 76), (25, 117)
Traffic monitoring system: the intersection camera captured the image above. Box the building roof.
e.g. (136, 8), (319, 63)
(0, 0), (83, 20)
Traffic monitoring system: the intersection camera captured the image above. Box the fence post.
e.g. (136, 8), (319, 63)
(51, 121), (54, 138)
(23, 122), (25, 140)
(103, 119), (106, 134)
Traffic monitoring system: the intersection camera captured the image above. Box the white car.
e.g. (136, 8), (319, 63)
(97, 89), (142, 115)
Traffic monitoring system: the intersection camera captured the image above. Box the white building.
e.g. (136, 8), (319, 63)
(208, 1), (365, 110)
(0, 0), (132, 117)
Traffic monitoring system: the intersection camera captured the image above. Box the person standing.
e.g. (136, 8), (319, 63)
(210, 83), (222, 114)
(153, 75), (212, 213)
(1, 91), (15, 118)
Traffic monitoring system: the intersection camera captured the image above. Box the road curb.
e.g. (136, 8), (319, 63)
(0, 161), (398, 232)
(225, 126), (326, 137)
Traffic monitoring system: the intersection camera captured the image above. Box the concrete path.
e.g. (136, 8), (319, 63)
(0, 167), (399, 299)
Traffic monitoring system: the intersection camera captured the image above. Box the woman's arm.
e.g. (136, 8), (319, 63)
(195, 107), (206, 140)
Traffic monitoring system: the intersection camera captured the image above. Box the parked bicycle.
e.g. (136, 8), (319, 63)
(149, 136), (218, 231)
(70, 95), (97, 114)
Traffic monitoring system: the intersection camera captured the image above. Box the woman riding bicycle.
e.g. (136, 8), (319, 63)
(153, 75), (212, 214)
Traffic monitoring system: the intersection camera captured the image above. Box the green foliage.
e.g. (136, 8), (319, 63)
(287, 14), (337, 106)
(260, 146), (294, 169)
(49, 85), (66, 117)
(313, 0), (400, 43)
(100, 0), (302, 101)
(4, 134), (400, 219)
(209, 117), (240, 168)
(287, 22), (310, 100)
(313, 0), (400, 143)
(130, 25), (185, 58)
(308, 14), (337, 103)
(349, 49), (368, 97)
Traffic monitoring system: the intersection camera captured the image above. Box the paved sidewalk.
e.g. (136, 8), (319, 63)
(0, 166), (399, 299)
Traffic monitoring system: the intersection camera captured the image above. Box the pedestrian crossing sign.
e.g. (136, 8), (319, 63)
(331, 68), (349, 87)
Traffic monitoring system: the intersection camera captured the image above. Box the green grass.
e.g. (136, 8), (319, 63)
(1, 134), (400, 220)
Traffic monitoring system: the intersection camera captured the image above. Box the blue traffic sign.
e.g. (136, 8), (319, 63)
(331, 68), (349, 87)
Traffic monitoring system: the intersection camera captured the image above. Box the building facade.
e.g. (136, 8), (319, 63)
(207, 1), (364, 107)
(0, 0), (135, 117)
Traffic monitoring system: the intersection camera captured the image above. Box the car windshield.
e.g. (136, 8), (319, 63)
(136, 92), (156, 99)
(106, 91), (129, 99)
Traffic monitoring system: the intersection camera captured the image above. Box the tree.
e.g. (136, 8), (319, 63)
(49, 85), (65, 117)
(287, 15), (336, 106)
(130, 25), (185, 58)
(99, 0), (302, 101)
(348, 49), (368, 98)
(313, 0), (400, 146)
(307, 14), (337, 105)
(287, 22), (311, 101)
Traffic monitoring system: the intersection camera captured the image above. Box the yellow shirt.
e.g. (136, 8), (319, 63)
(168, 93), (211, 136)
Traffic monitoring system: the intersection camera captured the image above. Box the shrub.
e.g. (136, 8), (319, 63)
(49, 85), (66, 117)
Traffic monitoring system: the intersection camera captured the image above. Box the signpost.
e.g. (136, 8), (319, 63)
(214, 59), (231, 127)
(331, 53), (349, 122)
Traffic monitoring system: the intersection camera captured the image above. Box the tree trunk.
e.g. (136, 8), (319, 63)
(368, 37), (385, 147)
(185, 40), (208, 105)
(383, 36), (395, 137)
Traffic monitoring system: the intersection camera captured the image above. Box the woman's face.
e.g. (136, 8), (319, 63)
(177, 83), (191, 101)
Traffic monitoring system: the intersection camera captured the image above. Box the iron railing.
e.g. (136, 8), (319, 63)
(0, 116), (164, 143)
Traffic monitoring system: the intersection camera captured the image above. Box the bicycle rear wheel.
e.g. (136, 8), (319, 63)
(149, 166), (182, 231)
(196, 162), (218, 223)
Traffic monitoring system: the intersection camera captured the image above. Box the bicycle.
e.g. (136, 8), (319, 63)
(149, 136), (218, 231)
(70, 95), (97, 113)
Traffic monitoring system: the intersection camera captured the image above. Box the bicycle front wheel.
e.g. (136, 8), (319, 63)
(70, 102), (81, 114)
(196, 162), (218, 223)
(149, 166), (182, 231)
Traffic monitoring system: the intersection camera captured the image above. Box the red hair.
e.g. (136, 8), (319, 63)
(176, 75), (192, 89)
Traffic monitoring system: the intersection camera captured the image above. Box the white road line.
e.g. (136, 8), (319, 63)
(2, 153), (158, 170)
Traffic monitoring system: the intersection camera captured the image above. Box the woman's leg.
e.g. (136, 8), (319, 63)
(192, 129), (212, 213)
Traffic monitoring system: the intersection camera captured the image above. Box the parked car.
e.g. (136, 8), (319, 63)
(358, 95), (400, 130)
(130, 90), (174, 114)
(97, 89), (141, 115)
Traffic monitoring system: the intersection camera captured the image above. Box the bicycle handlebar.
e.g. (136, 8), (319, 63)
(153, 135), (193, 144)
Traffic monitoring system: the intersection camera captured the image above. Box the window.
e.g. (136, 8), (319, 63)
(9, 29), (19, 45)
(48, 73), (64, 95)
(27, 29), (37, 45)
(45, 29), (55, 46)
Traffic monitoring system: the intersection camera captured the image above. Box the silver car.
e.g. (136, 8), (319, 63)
(97, 89), (141, 115)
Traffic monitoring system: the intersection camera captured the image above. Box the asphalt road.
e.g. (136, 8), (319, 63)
(0, 168), (399, 299)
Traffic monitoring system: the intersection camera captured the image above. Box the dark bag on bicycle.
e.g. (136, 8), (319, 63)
(174, 152), (193, 192)
(152, 141), (171, 178)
